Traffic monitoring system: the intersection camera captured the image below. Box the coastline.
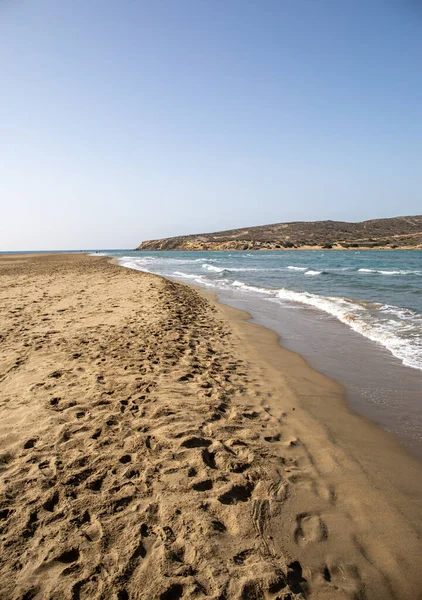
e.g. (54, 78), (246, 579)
(115, 257), (422, 592)
(135, 245), (422, 251)
(1, 253), (421, 599)
(113, 249), (422, 456)
(197, 284), (422, 459)
(134, 215), (422, 252)
(200, 285), (422, 485)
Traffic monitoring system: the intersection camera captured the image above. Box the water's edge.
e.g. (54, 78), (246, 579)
(203, 286), (422, 459)
(111, 255), (422, 459)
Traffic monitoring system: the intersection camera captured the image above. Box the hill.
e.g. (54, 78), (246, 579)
(135, 215), (422, 251)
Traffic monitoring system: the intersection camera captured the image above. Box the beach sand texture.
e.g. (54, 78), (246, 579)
(0, 254), (421, 600)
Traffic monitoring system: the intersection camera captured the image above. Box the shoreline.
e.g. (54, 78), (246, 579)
(112, 252), (422, 457)
(112, 254), (422, 458)
(208, 290), (422, 468)
(135, 246), (422, 251)
(200, 285), (422, 458)
(176, 277), (422, 492)
(115, 256), (422, 591)
(191, 284), (421, 456)
(1, 253), (421, 599)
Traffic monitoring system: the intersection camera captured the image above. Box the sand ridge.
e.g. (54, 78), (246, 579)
(0, 254), (421, 600)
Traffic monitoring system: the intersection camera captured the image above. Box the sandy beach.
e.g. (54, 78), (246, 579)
(0, 253), (421, 600)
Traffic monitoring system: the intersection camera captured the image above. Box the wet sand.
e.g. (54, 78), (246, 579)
(0, 254), (421, 600)
(206, 287), (422, 458)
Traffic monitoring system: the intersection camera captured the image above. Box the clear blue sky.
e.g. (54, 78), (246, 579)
(1, 0), (421, 250)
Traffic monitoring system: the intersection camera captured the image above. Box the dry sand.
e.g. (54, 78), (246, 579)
(0, 253), (421, 600)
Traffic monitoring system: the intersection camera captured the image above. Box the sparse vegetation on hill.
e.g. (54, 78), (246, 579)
(136, 216), (422, 251)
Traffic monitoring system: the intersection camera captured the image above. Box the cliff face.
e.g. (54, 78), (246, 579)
(136, 216), (422, 251)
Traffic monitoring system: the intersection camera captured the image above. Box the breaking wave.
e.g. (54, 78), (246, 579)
(117, 253), (422, 371)
(358, 268), (421, 276)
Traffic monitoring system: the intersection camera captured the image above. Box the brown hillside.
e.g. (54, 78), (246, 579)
(136, 215), (422, 251)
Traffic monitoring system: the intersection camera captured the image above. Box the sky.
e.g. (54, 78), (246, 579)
(1, 0), (421, 250)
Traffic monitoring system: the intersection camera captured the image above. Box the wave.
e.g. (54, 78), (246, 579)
(358, 268), (421, 276)
(202, 264), (226, 273)
(270, 289), (422, 370)
(120, 255), (158, 264)
(231, 281), (274, 295)
(201, 264), (265, 273)
(118, 259), (151, 273)
(172, 271), (222, 288)
(117, 255), (422, 371)
(88, 252), (108, 256)
(202, 264), (352, 276)
(173, 271), (200, 280)
(225, 278), (422, 370)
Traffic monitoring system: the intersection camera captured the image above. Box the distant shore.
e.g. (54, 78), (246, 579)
(136, 242), (422, 251)
(135, 214), (422, 251)
(0, 253), (421, 599)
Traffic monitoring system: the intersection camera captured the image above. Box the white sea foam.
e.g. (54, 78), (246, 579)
(270, 289), (422, 370)
(358, 268), (421, 276)
(118, 259), (151, 273)
(195, 258), (219, 262)
(379, 305), (419, 321)
(172, 271), (218, 287)
(88, 252), (107, 256)
(173, 271), (199, 279)
(117, 254), (422, 371)
(202, 264), (226, 272)
(201, 263), (265, 273)
(208, 271), (422, 370)
(231, 281), (274, 295)
(120, 255), (157, 264)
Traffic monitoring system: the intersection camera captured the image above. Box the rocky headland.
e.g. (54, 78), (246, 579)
(136, 215), (422, 251)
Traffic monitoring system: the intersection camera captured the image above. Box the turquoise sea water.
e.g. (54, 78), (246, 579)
(107, 250), (422, 372)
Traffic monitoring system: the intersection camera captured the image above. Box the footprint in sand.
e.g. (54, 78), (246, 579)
(192, 479), (213, 492)
(23, 438), (38, 449)
(55, 548), (80, 564)
(84, 518), (103, 543)
(294, 513), (328, 546)
(218, 482), (254, 505)
(43, 491), (60, 512)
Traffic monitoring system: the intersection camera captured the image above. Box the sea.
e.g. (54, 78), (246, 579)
(101, 249), (422, 457)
